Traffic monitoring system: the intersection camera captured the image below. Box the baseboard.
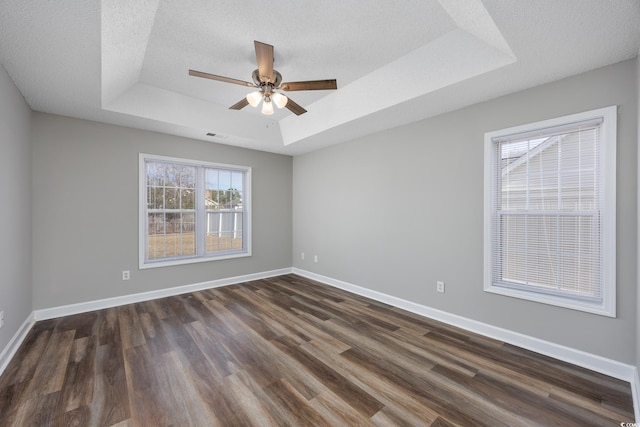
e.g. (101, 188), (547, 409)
(34, 267), (293, 321)
(0, 312), (35, 378)
(631, 367), (640, 422)
(292, 268), (636, 384)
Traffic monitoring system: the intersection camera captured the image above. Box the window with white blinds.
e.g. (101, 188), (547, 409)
(483, 106), (616, 317)
(139, 154), (251, 269)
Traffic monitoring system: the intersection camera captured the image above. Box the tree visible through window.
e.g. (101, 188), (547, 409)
(140, 154), (251, 268)
(484, 106), (616, 317)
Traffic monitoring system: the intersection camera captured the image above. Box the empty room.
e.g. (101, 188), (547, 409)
(1, 1), (639, 425)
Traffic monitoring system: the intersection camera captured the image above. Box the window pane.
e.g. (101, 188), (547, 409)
(164, 188), (179, 209)
(161, 212), (195, 258)
(180, 167), (196, 189)
(147, 162), (166, 187)
(147, 213), (166, 260)
(218, 170), (231, 191)
(206, 169), (219, 190)
(181, 188), (195, 209)
(147, 187), (164, 209)
(205, 211), (243, 254)
(494, 124), (603, 301)
(143, 156), (250, 265)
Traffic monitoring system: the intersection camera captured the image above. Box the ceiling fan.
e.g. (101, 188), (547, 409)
(189, 41), (337, 116)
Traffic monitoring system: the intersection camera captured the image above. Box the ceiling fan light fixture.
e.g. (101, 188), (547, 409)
(261, 98), (274, 115)
(272, 92), (288, 109)
(246, 90), (262, 107)
(190, 41), (336, 117)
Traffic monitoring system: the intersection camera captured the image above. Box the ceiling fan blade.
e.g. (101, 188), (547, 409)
(285, 97), (307, 116)
(229, 98), (249, 110)
(280, 80), (337, 91)
(254, 41), (274, 83)
(189, 69), (254, 87)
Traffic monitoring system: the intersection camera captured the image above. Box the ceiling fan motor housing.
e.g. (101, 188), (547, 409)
(252, 69), (283, 92)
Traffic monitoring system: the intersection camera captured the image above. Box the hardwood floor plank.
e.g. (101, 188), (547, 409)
(147, 297), (172, 320)
(263, 378), (333, 426)
(0, 380), (31, 426)
(0, 329), (51, 388)
(370, 405), (432, 427)
(182, 363), (246, 426)
(155, 350), (222, 426)
(117, 305), (146, 350)
(226, 327), (327, 402)
(60, 335), (97, 412)
(27, 330), (75, 397)
(302, 339), (442, 425)
(138, 311), (173, 356)
(89, 343), (130, 426)
(309, 390), (376, 427)
(61, 404), (90, 426)
(223, 371), (285, 426)
(228, 286), (313, 343)
(340, 345), (518, 426)
(0, 274), (634, 425)
(54, 311), (99, 339)
(97, 308), (120, 347)
(223, 300), (281, 340)
(201, 297), (251, 336)
(272, 335), (384, 417)
(13, 390), (61, 426)
(123, 344), (174, 426)
(185, 320), (241, 379)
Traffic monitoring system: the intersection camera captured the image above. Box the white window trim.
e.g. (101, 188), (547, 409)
(483, 106), (617, 317)
(139, 153), (252, 269)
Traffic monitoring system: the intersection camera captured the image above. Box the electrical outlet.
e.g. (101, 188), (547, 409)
(301, 252), (305, 260)
(437, 281), (445, 293)
(0, 311), (4, 329)
(122, 270), (130, 281)
(314, 255), (318, 263)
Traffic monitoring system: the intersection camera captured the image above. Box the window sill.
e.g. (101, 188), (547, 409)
(139, 250), (251, 270)
(484, 283), (615, 318)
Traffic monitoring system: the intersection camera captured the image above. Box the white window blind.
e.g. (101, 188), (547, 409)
(484, 106), (616, 317)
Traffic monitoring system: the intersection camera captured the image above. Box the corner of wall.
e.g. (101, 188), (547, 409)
(636, 53), (640, 379)
(0, 63), (33, 360)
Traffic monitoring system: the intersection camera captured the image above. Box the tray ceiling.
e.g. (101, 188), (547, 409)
(1, 0), (639, 155)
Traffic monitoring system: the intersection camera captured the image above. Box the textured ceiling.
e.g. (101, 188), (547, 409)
(0, 0), (639, 155)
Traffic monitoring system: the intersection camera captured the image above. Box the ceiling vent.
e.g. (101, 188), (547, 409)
(206, 132), (229, 140)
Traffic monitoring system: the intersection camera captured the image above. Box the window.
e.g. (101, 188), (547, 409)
(139, 154), (251, 268)
(484, 106), (616, 317)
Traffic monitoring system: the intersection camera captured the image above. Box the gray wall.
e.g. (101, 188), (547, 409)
(0, 64), (32, 350)
(293, 59), (638, 364)
(636, 54), (640, 372)
(32, 114), (292, 309)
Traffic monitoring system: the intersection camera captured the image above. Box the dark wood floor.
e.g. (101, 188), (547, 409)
(0, 274), (634, 426)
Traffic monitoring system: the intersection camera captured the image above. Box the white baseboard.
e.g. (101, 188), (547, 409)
(292, 268), (637, 386)
(0, 312), (35, 377)
(34, 268), (293, 321)
(632, 367), (640, 422)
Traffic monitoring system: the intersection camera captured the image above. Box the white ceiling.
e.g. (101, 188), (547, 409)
(1, 0), (639, 155)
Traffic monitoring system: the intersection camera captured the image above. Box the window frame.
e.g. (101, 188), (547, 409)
(139, 153), (252, 269)
(483, 106), (617, 317)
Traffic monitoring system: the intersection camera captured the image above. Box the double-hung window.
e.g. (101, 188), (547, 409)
(484, 106), (616, 317)
(140, 154), (251, 268)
